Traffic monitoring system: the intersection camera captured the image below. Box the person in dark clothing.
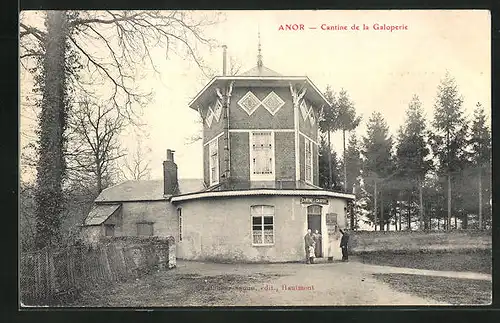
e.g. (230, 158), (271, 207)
(304, 229), (314, 264)
(339, 228), (349, 261)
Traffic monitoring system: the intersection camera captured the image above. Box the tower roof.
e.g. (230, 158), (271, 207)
(238, 31), (283, 77)
(238, 65), (282, 77)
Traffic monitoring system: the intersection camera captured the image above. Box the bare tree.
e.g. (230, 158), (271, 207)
(66, 98), (125, 194)
(20, 10), (221, 248)
(121, 138), (152, 180)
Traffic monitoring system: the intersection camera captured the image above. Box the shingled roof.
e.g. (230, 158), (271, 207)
(95, 179), (205, 203)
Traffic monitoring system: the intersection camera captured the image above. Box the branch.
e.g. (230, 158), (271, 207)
(19, 23), (46, 43)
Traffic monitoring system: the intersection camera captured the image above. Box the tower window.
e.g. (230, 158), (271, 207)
(209, 139), (219, 185)
(250, 131), (275, 180)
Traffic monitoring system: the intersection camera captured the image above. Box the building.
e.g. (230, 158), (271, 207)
(81, 40), (355, 262)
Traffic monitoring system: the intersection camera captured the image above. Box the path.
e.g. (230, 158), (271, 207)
(70, 258), (491, 307)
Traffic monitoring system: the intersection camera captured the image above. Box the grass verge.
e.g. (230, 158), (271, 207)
(355, 250), (491, 274)
(373, 273), (492, 305)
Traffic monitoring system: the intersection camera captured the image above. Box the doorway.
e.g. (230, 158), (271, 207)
(307, 205), (322, 257)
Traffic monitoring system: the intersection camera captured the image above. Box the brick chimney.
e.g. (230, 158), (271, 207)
(163, 149), (178, 195)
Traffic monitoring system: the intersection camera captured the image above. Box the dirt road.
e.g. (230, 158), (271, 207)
(72, 258), (457, 307)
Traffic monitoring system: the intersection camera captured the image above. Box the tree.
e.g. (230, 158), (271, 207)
(345, 133), (363, 229)
(318, 134), (342, 190)
(319, 86), (339, 189)
(66, 98), (125, 195)
(32, 11), (71, 249)
(467, 102), (491, 229)
(121, 138), (153, 180)
(362, 111), (394, 230)
(395, 95), (432, 230)
(429, 71), (468, 230)
(337, 89), (361, 192)
(20, 10), (219, 249)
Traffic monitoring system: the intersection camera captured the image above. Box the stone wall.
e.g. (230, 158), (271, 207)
(349, 230), (492, 254)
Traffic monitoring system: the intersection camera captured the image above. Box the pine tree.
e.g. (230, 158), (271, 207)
(337, 89), (361, 192)
(429, 71), (468, 230)
(345, 133), (362, 229)
(362, 111), (394, 230)
(395, 95), (432, 230)
(319, 86), (339, 189)
(468, 102), (491, 229)
(318, 134), (342, 190)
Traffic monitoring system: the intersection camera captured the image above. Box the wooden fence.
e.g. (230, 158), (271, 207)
(20, 236), (176, 306)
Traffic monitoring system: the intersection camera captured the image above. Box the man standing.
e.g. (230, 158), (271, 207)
(339, 228), (349, 262)
(304, 229), (314, 264)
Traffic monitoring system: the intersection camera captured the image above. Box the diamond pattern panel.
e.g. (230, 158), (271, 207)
(238, 91), (261, 115)
(300, 100), (309, 120)
(213, 99), (223, 122)
(205, 109), (214, 127)
(261, 91), (285, 115)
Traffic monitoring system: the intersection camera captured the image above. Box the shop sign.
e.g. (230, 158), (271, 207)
(300, 197), (329, 205)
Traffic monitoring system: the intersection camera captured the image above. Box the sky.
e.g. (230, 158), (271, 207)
(20, 10), (491, 182)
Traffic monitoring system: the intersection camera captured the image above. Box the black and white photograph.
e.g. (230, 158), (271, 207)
(19, 9), (492, 307)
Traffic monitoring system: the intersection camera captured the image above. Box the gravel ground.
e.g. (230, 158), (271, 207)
(70, 259), (449, 307)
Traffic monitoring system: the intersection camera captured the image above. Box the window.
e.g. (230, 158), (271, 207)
(178, 208), (183, 242)
(209, 139), (219, 185)
(104, 224), (115, 237)
(136, 222), (154, 236)
(251, 205), (274, 245)
(305, 138), (313, 183)
(308, 205), (322, 216)
(250, 132), (274, 180)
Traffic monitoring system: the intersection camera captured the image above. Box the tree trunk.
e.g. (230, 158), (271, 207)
(419, 178), (424, 231)
(343, 129), (347, 192)
(380, 188), (384, 231)
(479, 167), (483, 230)
(374, 180), (378, 231)
(447, 174), (452, 231)
(34, 11), (69, 250)
(398, 191), (402, 231)
(407, 192), (411, 231)
(327, 130), (332, 189)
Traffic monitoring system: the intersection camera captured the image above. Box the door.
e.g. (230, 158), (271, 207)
(307, 205), (322, 257)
